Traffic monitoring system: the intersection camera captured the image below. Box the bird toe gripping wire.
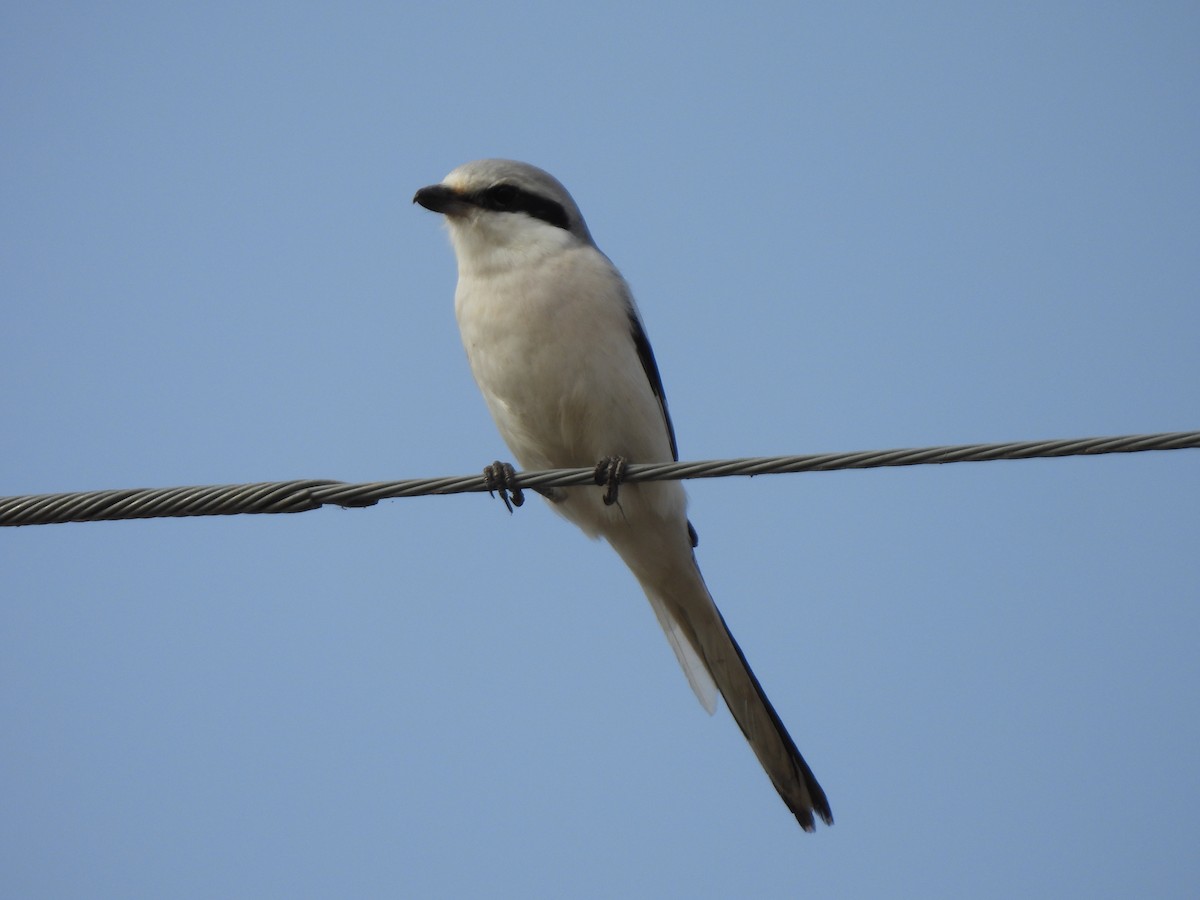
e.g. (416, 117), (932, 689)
(593, 456), (628, 506)
(483, 460), (524, 513)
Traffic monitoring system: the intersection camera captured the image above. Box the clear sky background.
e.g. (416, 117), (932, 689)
(3, 4), (1198, 898)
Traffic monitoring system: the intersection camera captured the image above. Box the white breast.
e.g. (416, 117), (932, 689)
(452, 237), (685, 536)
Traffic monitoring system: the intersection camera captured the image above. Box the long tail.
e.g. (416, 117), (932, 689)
(646, 563), (833, 831)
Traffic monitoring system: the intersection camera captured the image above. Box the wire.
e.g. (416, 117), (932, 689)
(2, 430), (1197, 527)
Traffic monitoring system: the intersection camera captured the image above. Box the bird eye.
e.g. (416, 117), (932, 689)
(487, 184), (520, 210)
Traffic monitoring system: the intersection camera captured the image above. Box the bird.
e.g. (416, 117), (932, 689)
(414, 159), (832, 831)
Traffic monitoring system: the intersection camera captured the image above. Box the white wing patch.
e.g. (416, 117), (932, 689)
(645, 591), (719, 715)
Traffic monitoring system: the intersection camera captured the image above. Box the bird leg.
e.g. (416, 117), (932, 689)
(483, 460), (524, 513)
(593, 455), (628, 506)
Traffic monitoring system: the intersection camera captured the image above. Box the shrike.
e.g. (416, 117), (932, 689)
(414, 159), (832, 831)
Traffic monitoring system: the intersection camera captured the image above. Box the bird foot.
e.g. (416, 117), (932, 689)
(593, 455), (628, 506)
(483, 460), (524, 513)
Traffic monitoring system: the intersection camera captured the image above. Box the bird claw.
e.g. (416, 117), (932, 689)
(593, 455), (628, 506)
(483, 460), (524, 513)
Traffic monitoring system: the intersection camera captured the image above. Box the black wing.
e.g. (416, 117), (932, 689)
(627, 308), (679, 462)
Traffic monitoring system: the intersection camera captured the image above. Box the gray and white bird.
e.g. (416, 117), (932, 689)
(414, 159), (832, 831)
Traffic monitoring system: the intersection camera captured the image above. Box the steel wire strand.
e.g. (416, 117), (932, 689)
(2, 430), (1197, 527)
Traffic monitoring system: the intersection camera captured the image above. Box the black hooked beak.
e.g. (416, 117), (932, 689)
(413, 184), (471, 216)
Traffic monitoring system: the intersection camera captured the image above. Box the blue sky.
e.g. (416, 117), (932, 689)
(3, 3), (1198, 897)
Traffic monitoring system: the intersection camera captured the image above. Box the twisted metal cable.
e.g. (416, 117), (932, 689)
(2, 430), (1197, 527)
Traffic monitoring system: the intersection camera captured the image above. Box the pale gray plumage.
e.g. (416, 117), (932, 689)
(414, 159), (832, 831)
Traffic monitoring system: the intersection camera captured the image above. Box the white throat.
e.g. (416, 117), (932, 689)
(446, 213), (580, 278)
